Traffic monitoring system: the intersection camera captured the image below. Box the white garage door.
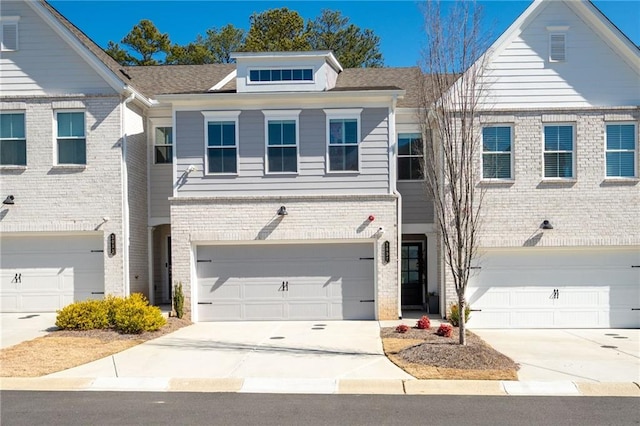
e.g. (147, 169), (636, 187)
(467, 247), (640, 328)
(196, 243), (375, 321)
(0, 234), (105, 313)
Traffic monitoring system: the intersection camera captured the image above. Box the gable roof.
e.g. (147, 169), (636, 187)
(480, 0), (639, 74)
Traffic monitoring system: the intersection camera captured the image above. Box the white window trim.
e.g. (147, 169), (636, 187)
(151, 118), (173, 166)
(542, 123), (575, 181)
(263, 110), (301, 175)
(247, 67), (315, 86)
(0, 16), (20, 52)
(54, 109), (86, 167)
(203, 111), (241, 176)
(0, 110), (26, 167)
(604, 122), (638, 180)
(324, 108), (362, 174)
(549, 32), (567, 63)
(397, 129), (426, 182)
(481, 125), (514, 181)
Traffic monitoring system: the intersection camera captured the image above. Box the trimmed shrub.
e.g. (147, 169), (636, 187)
(56, 299), (110, 330)
(395, 324), (409, 334)
(416, 315), (431, 330)
(448, 303), (471, 327)
(173, 282), (185, 319)
(112, 293), (166, 334)
(436, 324), (453, 337)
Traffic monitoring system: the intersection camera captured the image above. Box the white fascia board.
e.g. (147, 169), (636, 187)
(27, 1), (126, 94)
(569, 1), (640, 72)
(230, 50), (343, 73)
(156, 89), (405, 108)
(208, 70), (237, 92)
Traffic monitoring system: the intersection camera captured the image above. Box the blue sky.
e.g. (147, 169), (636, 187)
(49, 0), (640, 67)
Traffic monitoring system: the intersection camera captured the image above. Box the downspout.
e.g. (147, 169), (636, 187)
(389, 96), (403, 319)
(121, 91), (136, 296)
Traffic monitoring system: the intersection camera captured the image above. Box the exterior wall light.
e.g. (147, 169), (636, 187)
(277, 206), (288, 216)
(2, 195), (15, 205)
(540, 220), (553, 230)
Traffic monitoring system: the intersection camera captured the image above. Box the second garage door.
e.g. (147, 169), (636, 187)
(467, 247), (640, 328)
(196, 243), (375, 321)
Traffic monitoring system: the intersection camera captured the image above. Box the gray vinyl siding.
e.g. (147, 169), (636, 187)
(175, 108), (390, 196)
(149, 165), (172, 218)
(398, 181), (434, 224)
(0, 1), (115, 96)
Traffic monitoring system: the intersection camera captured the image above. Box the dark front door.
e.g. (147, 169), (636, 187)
(401, 242), (425, 308)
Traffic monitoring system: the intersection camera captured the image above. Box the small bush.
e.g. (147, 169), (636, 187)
(173, 282), (184, 319)
(395, 324), (409, 334)
(416, 315), (431, 330)
(56, 299), (110, 330)
(449, 303), (471, 327)
(112, 293), (166, 334)
(436, 324), (453, 337)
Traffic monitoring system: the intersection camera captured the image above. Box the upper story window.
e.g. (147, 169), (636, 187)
(249, 68), (313, 83)
(0, 17), (19, 52)
(154, 126), (173, 164)
(56, 111), (86, 165)
(0, 112), (26, 166)
(264, 110), (300, 174)
(482, 126), (512, 179)
(398, 133), (423, 180)
(203, 111), (240, 175)
(544, 125), (573, 178)
(606, 124), (636, 178)
(325, 109), (361, 173)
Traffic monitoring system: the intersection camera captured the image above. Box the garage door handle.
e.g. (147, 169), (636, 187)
(198, 302), (213, 305)
(91, 292), (105, 295)
(360, 299), (374, 303)
(632, 308), (640, 311)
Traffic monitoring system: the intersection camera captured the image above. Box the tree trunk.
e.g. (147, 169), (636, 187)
(458, 292), (466, 345)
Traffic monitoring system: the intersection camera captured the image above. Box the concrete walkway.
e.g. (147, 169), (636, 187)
(0, 313), (57, 349)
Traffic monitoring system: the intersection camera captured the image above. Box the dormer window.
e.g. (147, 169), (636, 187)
(249, 68), (313, 83)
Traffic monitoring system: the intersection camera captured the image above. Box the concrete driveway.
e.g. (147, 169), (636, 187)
(0, 313), (57, 349)
(47, 321), (413, 382)
(472, 329), (640, 383)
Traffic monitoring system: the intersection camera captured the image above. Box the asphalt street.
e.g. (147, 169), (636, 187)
(1, 391), (637, 426)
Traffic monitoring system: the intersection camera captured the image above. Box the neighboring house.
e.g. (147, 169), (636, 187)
(0, 0), (637, 328)
(462, 0), (640, 328)
(0, 0), (151, 312)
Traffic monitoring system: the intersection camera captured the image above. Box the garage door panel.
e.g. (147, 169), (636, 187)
(0, 235), (104, 313)
(196, 243), (374, 321)
(468, 248), (640, 328)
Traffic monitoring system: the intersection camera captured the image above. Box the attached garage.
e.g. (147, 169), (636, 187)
(467, 247), (640, 328)
(0, 234), (105, 313)
(195, 243), (376, 321)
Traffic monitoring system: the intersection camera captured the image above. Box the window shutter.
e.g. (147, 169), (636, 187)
(1, 23), (18, 51)
(549, 33), (566, 62)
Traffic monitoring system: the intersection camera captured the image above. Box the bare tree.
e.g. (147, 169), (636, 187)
(418, 0), (492, 345)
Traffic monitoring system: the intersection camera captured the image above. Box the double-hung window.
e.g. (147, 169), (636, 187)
(56, 111), (86, 165)
(398, 133), (423, 180)
(0, 112), (26, 166)
(203, 111), (240, 175)
(544, 125), (573, 178)
(264, 110), (300, 174)
(154, 126), (173, 164)
(325, 109), (361, 172)
(482, 126), (512, 179)
(606, 124), (636, 178)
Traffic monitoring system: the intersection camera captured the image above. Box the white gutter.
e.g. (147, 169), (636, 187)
(121, 91), (136, 296)
(389, 95), (403, 320)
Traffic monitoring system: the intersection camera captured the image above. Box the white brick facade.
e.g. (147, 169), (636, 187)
(170, 195), (400, 320)
(0, 96), (127, 296)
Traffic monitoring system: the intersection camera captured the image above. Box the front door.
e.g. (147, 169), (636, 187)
(401, 242), (425, 308)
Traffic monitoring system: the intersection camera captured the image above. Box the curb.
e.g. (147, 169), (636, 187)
(1, 378), (639, 396)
